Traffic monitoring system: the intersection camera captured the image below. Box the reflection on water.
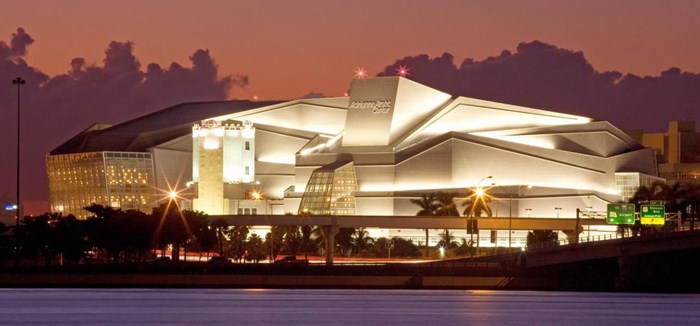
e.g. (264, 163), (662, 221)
(0, 288), (699, 325)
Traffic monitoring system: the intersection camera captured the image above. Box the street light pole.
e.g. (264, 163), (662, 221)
(469, 176), (492, 245)
(509, 194), (512, 249)
(12, 77), (24, 233)
(492, 183), (532, 250)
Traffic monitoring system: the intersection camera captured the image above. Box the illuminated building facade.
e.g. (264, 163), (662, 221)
(46, 151), (156, 218)
(192, 119), (256, 214)
(46, 101), (279, 218)
(48, 77), (658, 231)
(298, 160), (358, 215)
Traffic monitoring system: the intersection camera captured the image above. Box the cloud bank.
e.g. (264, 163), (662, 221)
(378, 41), (700, 132)
(0, 28), (247, 202)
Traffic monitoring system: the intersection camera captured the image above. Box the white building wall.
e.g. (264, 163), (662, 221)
(223, 127), (243, 183)
(395, 141), (452, 191)
(450, 139), (615, 194)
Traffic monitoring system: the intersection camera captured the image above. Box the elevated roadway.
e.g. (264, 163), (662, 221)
(210, 214), (608, 230)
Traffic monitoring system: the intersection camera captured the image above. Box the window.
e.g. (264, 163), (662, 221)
(237, 208), (243, 215)
(251, 208), (258, 215)
(245, 166), (250, 176)
(245, 141), (250, 150)
(244, 208), (250, 215)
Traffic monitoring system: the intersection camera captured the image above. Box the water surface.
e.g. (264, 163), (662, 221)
(0, 289), (697, 325)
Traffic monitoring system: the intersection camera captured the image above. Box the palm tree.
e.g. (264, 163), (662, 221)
(684, 183), (700, 230)
(227, 225), (249, 262)
(461, 189), (492, 247)
(282, 225), (302, 256)
(210, 218), (229, 257)
(335, 227), (355, 257)
(526, 230), (558, 248)
(299, 225), (315, 260)
(630, 181), (689, 232)
(453, 238), (476, 257)
(462, 189), (492, 217)
(435, 192), (459, 249)
(351, 227), (374, 256)
(410, 193), (438, 257)
(245, 234), (267, 263)
(437, 230), (457, 249)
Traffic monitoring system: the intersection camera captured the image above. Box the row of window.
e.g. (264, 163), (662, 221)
(237, 208), (258, 215)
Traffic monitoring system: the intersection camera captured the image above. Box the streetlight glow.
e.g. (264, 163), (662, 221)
(168, 191), (178, 200)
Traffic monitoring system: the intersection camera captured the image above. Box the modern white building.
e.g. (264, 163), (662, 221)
(47, 77), (659, 245)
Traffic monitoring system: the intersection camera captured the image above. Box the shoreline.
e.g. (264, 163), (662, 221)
(0, 273), (554, 290)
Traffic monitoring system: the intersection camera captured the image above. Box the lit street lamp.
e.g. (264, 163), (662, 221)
(468, 176), (492, 244)
(250, 191), (274, 262)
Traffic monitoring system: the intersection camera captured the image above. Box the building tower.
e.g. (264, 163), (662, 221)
(192, 120), (255, 214)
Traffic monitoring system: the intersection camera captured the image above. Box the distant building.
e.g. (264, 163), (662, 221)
(630, 120), (700, 185)
(47, 77), (658, 223)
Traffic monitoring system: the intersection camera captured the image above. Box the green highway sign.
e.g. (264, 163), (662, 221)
(607, 203), (635, 224)
(640, 205), (665, 225)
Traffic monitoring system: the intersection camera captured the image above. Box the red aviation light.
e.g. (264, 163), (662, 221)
(396, 65), (409, 77)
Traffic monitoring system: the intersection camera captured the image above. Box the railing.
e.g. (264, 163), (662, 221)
(525, 221), (699, 250)
(422, 260), (502, 269)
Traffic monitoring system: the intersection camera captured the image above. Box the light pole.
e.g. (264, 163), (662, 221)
(12, 77), (24, 235)
(468, 176), (492, 245)
(505, 190), (519, 249)
(555, 207), (562, 218)
(492, 183), (532, 249)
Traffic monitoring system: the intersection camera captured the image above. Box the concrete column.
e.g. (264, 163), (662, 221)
(321, 225), (339, 266)
(616, 248), (629, 290)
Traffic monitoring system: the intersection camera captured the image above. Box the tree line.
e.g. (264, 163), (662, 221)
(410, 191), (558, 252)
(0, 203), (429, 267)
(619, 181), (700, 236)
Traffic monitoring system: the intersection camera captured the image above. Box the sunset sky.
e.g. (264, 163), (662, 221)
(2, 0), (699, 100)
(1, 0), (699, 204)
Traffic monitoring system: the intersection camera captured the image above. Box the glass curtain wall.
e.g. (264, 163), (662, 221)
(298, 161), (357, 215)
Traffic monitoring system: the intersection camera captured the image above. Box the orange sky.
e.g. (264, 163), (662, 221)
(2, 0), (699, 100)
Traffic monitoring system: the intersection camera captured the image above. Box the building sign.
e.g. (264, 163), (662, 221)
(640, 205), (665, 225)
(348, 99), (392, 114)
(607, 203), (635, 224)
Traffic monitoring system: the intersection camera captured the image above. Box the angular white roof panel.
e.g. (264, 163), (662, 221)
(213, 97), (349, 135)
(396, 96), (591, 149)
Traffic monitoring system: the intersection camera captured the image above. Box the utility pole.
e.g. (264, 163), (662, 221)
(12, 77), (25, 266)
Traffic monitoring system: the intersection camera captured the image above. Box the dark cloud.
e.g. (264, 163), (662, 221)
(9, 27), (33, 58)
(0, 28), (248, 202)
(378, 40), (700, 132)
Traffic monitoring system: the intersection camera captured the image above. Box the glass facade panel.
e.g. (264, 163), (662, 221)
(298, 162), (357, 215)
(47, 151), (157, 218)
(615, 172), (665, 202)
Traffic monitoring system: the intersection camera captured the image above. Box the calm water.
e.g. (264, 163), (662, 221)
(0, 288), (698, 325)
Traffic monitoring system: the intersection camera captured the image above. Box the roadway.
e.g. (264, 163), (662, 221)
(210, 214), (609, 230)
